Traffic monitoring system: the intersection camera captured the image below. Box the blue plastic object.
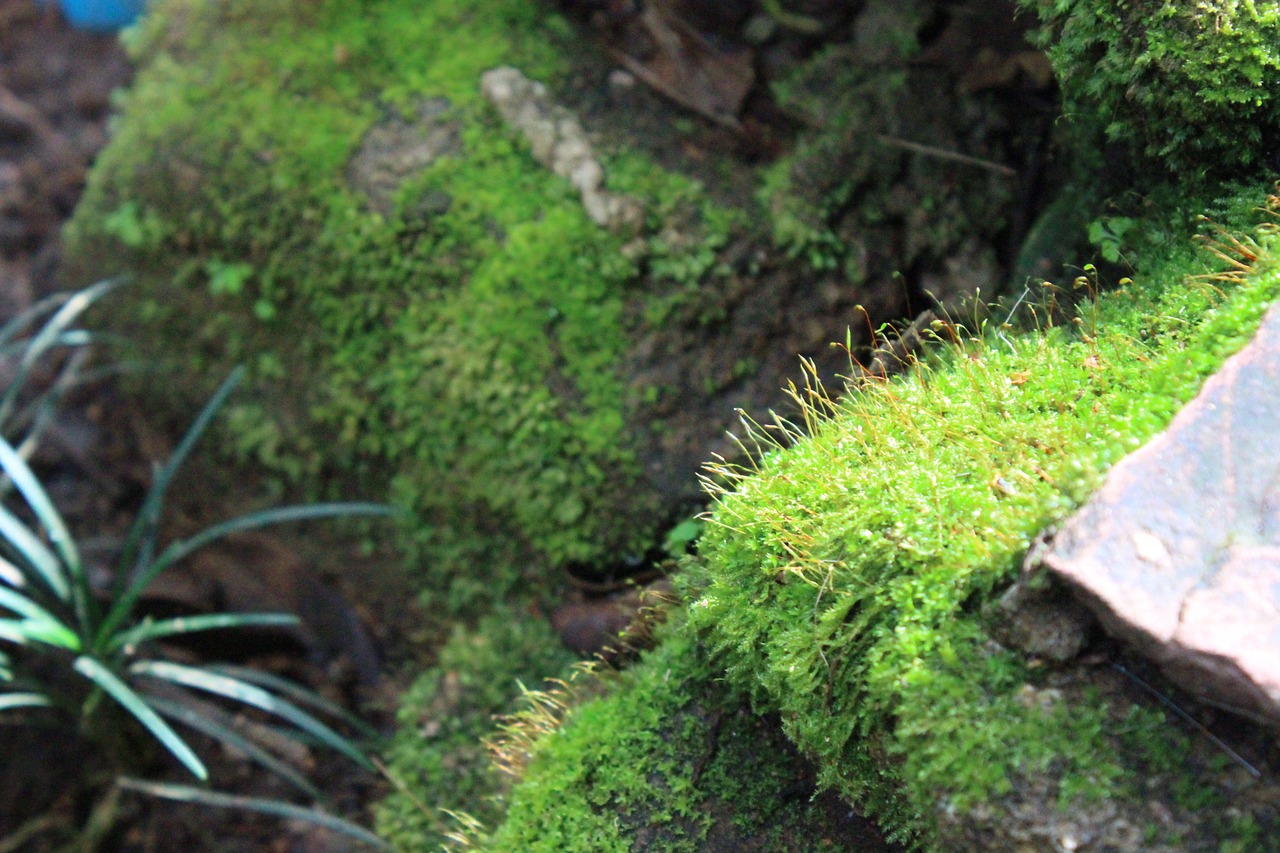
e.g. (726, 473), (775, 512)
(50, 0), (146, 31)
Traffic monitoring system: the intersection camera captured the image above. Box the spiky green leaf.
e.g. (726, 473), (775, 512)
(146, 695), (321, 800)
(117, 777), (389, 850)
(0, 691), (53, 711)
(209, 663), (379, 740)
(108, 613), (300, 655)
(101, 499), (390, 649)
(131, 660), (372, 770)
(73, 656), (207, 780)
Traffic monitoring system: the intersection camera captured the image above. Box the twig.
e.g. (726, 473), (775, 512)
(876, 134), (1016, 177)
(1111, 662), (1261, 779)
(0, 84), (68, 153)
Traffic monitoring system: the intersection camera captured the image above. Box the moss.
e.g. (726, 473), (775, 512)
(756, 15), (1018, 293)
(63, 0), (739, 611)
(1020, 0), (1280, 180)
(485, 626), (875, 852)
(686, 183), (1280, 844)
(374, 609), (577, 851)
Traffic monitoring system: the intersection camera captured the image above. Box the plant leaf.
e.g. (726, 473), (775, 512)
(107, 613), (300, 655)
(0, 474), (72, 604)
(0, 584), (65, 624)
(0, 619), (28, 645)
(101, 500), (390, 650)
(145, 694), (321, 800)
(115, 367), (245, 596)
(0, 279), (116, 427)
(73, 656), (208, 781)
(0, 691), (53, 711)
(0, 616), (79, 650)
(130, 660), (373, 770)
(209, 663), (380, 740)
(151, 503), (394, 573)
(116, 777), (390, 850)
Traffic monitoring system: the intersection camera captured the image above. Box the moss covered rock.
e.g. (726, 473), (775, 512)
(484, 626), (892, 851)
(375, 609), (576, 851)
(65, 0), (685, 610)
(66, 0), (1052, 613)
(482, 192), (1280, 851)
(1020, 0), (1280, 179)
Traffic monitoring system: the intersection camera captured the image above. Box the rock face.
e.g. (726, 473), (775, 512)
(1044, 302), (1280, 723)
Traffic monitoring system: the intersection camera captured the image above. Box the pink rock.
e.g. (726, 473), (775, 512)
(1044, 302), (1280, 722)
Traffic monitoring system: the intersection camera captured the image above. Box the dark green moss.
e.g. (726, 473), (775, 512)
(1020, 0), (1280, 180)
(487, 627), (882, 852)
(374, 609), (577, 851)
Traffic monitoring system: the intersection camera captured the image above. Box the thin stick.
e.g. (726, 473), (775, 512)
(877, 134), (1016, 177)
(1111, 662), (1261, 779)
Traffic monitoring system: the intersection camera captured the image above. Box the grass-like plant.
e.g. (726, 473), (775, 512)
(0, 284), (391, 848)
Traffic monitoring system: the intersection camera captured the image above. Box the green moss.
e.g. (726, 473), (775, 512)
(1021, 0), (1280, 179)
(486, 627), (868, 852)
(686, 184), (1280, 843)
(757, 36), (1016, 293)
(65, 0), (736, 611)
(374, 609), (577, 851)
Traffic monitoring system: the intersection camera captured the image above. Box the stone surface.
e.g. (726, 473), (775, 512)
(344, 97), (461, 215)
(1043, 302), (1280, 723)
(480, 66), (643, 230)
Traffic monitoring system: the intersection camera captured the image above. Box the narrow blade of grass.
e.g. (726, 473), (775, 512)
(72, 656), (208, 781)
(209, 663), (380, 740)
(0, 449), (74, 603)
(117, 777), (390, 850)
(107, 613), (300, 655)
(115, 367), (244, 595)
(0, 616), (78, 650)
(100, 502), (391, 649)
(130, 660), (373, 770)
(0, 279), (117, 429)
(0, 691), (52, 711)
(0, 585), (68, 626)
(145, 695), (321, 800)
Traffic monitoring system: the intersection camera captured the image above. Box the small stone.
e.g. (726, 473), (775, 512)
(481, 66), (644, 231)
(607, 68), (636, 90)
(1044, 302), (1280, 723)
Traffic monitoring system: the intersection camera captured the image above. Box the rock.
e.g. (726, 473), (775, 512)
(344, 97), (461, 216)
(993, 573), (1094, 664)
(480, 66), (643, 231)
(1043, 302), (1280, 723)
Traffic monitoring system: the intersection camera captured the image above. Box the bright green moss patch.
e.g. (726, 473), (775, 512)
(64, 0), (749, 610)
(375, 610), (576, 852)
(486, 627), (875, 852)
(687, 186), (1280, 843)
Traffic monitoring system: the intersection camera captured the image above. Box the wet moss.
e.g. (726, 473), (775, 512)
(63, 0), (732, 611)
(374, 609), (577, 852)
(1020, 0), (1280, 180)
(685, 184), (1280, 845)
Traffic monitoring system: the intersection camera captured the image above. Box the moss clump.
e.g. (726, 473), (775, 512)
(64, 0), (737, 610)
(1020, 0), (1280, 179)
(485, 626), (879, 852)
(757, 6), (1023, 296)
(374, 609), (576, 851)
(687, 184), (1280, 844)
